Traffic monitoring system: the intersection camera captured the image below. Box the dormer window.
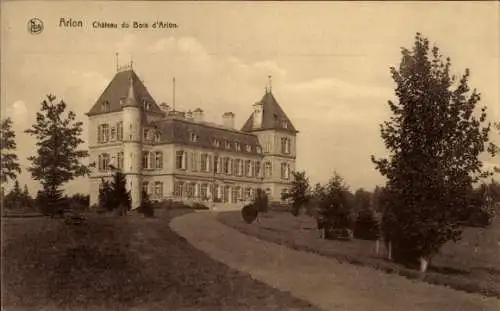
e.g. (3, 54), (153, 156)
(245, 145), (252, 152)
(213, 139), (220, 148)
(281, 120), (288, 129)
(101, 101), (110, 112)
(143, 100), (152, 111)
(190, 132), (198, 142)
(154, 131), (161, 142)
(224, 140), (231, 149)
(235, 142), (241, 152)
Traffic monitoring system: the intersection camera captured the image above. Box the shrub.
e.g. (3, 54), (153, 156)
(192, 202), (209, 210)
(241, 204), (258, 224)
(137, 190), (155, 218)
(354, 208), (381, 240)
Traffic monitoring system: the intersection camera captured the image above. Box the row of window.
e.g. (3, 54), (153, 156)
(173, 181), (260, 203)
(98, 122), (123, 144)
(97, 151), (291, 179)
(175, 151), (291, 179)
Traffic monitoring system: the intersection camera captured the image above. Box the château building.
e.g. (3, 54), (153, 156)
(86, 64), (298, 209)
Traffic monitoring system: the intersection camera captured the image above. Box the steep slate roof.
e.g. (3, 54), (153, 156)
(151, 118), (262, 155)
(86, 69), (164, 116)
(241, 91), (297, 134)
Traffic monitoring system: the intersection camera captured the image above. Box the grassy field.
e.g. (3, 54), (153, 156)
(2, 209), (321, 311)
(218, 210), (500, 298)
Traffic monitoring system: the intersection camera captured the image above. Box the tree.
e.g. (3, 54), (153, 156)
(316, 172), (355, 239)
(138, 190), (155, 217)
(282, 171), (311, 216)
(254, 188), (269, 213)
(1, 118), (21, 183)
(354, 188), (372, 214)
(25, 95), (91, 214)
(98, 171), (131, 216)
(372, 33), (497, 272)
(3, 180), (22, 209)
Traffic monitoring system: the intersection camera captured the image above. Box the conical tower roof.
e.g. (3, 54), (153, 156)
(241, 90), (297, 134)
(86, 69), (163, 116)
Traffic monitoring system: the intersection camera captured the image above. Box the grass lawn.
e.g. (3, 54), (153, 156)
(217, 210), (500, 298)
(2, 209), (321, 311)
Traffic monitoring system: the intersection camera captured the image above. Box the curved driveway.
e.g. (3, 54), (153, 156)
(170, 211), (500, 311)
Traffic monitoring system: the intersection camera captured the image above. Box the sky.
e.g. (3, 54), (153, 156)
(1, 1), (499, 196)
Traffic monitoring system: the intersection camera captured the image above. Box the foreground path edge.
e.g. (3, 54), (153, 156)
(170, 211), (500, 311)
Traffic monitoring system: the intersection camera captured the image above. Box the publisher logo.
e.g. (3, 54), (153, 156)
(28, 18), (44, 35)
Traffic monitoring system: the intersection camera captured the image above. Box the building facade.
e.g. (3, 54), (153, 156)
(86, 65), (298, 209)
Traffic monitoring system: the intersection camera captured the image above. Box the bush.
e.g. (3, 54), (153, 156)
(137, 190), (155, 218)
(192, 202), (209, 210)
(241, 204), (258, 224)
(354, 209), (381, 240)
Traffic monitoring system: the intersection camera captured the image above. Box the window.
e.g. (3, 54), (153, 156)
(101, 101), (110, 112)
(281, 163), (290, 179)
(264, 162), (272, 178)
(98, 124), (110, 143)
(117, 152), (124, 170)
(281, 120), (288, 129)
(143, 100), (152, 111)
(190, 132), (198, 142)
(154, 182), (163, 197)
(256, 146), (262, 154)
(245, 160), (253, 177)
(223, 157), (230, 174)
(281, 137), (291, 154)
(255, 161), (261, 178)
(201, 184), (208, 200)
(200, 153), (208, 172)
(224, 140), (231, 149)
(231, 187), (239, 203)
(235, 142), (241, 152)
(154, 131), (161, 142)
(143, 182), (149, 194)
(245, 145), (252, 152)
(213, 139), (220, 148)
(245, 188), (252, 200)
(214, 156), (222, 174)
(98, 153), (110, 171)
(142, 152), (149, 169)
(191, 152), (198, 171)
(116, 122), (123, 141)
(174, 182), (184, 197)
(176, 151), (187, 170)
(186, 183), (195, 198)
(228, 159), (233, 175)
(110, 126), (116, 141)
(264, 142), (271, 153)
(235, 159), (242, 176)
(143, 129), (149, 141)
(155, 152), (163, 169)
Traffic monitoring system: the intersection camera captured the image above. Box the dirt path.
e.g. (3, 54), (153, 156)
(170, 211), (500, 311)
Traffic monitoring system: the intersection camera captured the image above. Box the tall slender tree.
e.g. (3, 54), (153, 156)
(282, 171), (311, 216)
(1, 118), (21, 183)
(372, 33), (497, 271)
(25, 95), (91, 212)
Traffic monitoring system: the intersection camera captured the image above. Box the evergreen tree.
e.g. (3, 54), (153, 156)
(316, 173), (355, 232)
(372, 33), (497, 271)
(138, 190), (155, 217)
(110, 171), (131, 216)
(25, 95), (92, 215)
(353, 188), (372, 214)
(1, 118), (21, 183)
(282, 171), (311, 216)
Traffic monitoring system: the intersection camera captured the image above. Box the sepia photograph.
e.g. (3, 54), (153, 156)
(1, 1), (499, 310)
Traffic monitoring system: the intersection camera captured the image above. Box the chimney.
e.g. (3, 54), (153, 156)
(160, 102), (171, 113)
(193, 108), (204, 122)
(222, 112), (235, 129)
(252, 101), (263, 129)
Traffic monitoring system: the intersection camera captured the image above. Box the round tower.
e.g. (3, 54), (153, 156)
(122, 75), (142, 210)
